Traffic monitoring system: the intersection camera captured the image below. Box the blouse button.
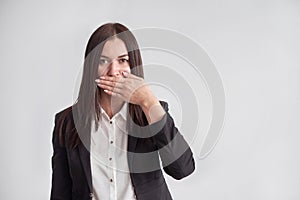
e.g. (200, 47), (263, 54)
(89, 193), (94, 198)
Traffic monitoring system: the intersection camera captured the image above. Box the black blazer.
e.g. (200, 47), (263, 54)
(50, 101), (195, 200)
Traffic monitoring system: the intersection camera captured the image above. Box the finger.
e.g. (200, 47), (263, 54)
(125, 73), (142, 80)
(97, 83), (123, 93)
(96, 79), (123, 89)
(103, 86), (131, 102)
(99, 76), (124, 83)
(97, 83), (114, 91)
(103, 89), (123, 99)
(98, 80), (120, 87)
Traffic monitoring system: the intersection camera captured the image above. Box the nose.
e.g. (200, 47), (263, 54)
(107, 60), (121, 77)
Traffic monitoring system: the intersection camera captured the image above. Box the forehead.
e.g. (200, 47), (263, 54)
(101, 37), (128, 58)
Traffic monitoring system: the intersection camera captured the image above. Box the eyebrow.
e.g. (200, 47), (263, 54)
(100, 54), (129, 59)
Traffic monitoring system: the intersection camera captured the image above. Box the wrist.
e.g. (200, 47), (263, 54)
(140, 96), (159, 111)
(140, 96), (166, 125)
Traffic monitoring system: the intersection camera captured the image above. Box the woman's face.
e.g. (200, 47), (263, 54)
(98, 37), (131, 78)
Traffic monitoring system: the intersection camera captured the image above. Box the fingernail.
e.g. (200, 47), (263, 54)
(95, 79), (100, 83)
(122, 71), (128, 77)
(100, 76), (105, 79)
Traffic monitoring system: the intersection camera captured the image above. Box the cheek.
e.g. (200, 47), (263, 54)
(97, 64), (131, 76)
(124, 66), (131, 73)
(97, 65), (108, 76)
(122, 62), (131, 73)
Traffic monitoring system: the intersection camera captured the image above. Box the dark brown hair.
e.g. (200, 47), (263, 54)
(58, 23), (147, 148)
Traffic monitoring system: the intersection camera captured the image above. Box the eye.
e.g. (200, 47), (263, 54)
(119, 58), (129, 63)
(99, 58), (109, 65)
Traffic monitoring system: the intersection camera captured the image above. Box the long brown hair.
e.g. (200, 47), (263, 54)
(58, 23), (147, 148)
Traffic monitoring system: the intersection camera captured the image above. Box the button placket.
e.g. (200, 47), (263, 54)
(108, 120), (113, 163)
(108, 118), (116, 200)
(93, 105), (134, 200)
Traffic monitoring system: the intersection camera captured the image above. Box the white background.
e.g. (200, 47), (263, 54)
(1, 0), (300, 199)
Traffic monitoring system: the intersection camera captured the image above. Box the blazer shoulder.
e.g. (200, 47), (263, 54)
(52, 105), (76, 145)
(159, 100), (169, 112)
(53, 105), (75, 129)
(55, 105), (73, 120)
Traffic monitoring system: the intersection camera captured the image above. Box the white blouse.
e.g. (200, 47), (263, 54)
(90, 103), (136, 200)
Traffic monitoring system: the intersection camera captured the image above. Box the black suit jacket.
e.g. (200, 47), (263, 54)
(50, 101), (195, 200)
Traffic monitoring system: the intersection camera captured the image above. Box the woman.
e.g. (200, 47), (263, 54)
(50, 22), (195, 200)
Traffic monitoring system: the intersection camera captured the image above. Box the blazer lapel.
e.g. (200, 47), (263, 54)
(127, 117), (138, 173)
(78, 142), (92, 192)
(127, 135), (138, 171)
(77, 119), (92, 192)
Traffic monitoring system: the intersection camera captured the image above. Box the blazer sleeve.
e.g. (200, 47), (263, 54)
(150, 101), (195, 180)
(50, 113), (72, 200)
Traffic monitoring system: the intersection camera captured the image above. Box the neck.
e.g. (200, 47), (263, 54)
(100, 90), (124, 119)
